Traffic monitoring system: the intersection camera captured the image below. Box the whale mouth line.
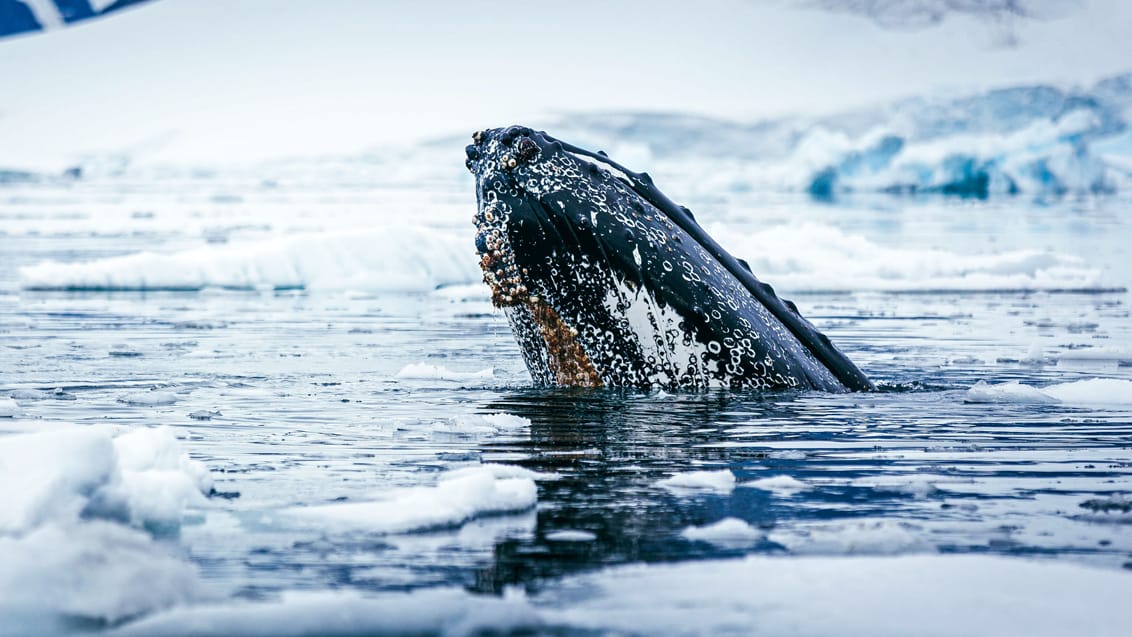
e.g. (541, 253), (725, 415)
(467, 126), (873, 392)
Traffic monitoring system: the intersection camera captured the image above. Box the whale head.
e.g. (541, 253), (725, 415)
(465, 125), (872, 392)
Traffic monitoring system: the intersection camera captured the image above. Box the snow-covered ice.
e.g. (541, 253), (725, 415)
(0, 398), (20, 418)
(965, 378), (1132, 405)
(117, 391), (179, 407)
(656, 470), (736, 494)
(739, 475), (812, 496)
(0, 426), (215, 631)
(103, 554), (1132, 637)
(395, 363), (495, 383)
(20, 226), (478, 292)
(280, 464), (538, 535)
(680, 518), (765, 546)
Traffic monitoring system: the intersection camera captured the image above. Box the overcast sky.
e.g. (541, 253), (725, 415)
(2, 0), (1130, 169)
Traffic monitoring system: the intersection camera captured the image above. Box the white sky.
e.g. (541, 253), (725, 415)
(1, 0), (1130, 169)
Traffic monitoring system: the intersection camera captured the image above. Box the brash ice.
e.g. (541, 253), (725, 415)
(466, 126), (873, 392)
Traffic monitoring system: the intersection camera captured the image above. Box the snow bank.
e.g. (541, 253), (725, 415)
(714, 222), (1106, 292)
(656, 469), (736, 494)
(281, 464), (538, 534)
(965, 378), (1132, 406)
(19, 226), (478, 292)
(109, 555), (1132, 637)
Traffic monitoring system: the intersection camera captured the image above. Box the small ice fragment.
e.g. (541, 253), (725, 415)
(767, 450), (807, 460)
(118, 391), (178, 407)
(681, 518), (764, 546)
(395, 363), (494, 383)
(0, 397), (20, 418)
(963, 380), (1059, 404)
(10, 389), (49, 400)
(739, 475), (811, 496)
(188, 410), (221, 421)
(657, 470), (736, 494)
(1042, 379), (1132, 405)
(52, 387), (77, 400)
(546, 529), (597, 542)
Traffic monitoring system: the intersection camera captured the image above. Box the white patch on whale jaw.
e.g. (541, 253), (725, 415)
(599, 273), (721, 389)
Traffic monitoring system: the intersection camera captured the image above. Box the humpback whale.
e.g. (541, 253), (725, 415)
(466, 126), (873, 392)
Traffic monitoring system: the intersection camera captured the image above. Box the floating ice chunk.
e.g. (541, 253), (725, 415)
(1042, 379), (1132, 405)
(441, 463), (558, 482)
(680, 518), (764, 547)
(0, 398), (19, 418)
(533, 554), (1132, 637)
(110, 587), (538, 637)
(19, 226), (478, 292)
(712, 222), (1107, 293)
(964, 380), (1060, 404)
(395, 363), (494, 383)
(8, 389), (49, 401)
(0, 428), (116, 533)
(0, 426), (212, 534)
(118, 390), (179, 406)
(105, 427), (214, 528)
(738, 475), (811, 496)
(282, 465), (537, 534)
(111, 555), (1132, 637)
(546, 530), (598, 542)
(429, 413), (530, 436)
(1076, 495), (1132, 523)
(656, 469), (736, 494)
(766, 450), (807, 460)
(0, 521), (206, 629)
(965, 378), (1132, 406)
(769, 519), (932, 555)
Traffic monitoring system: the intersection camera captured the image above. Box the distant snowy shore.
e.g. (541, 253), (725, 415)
(8, 72), (1132, 201)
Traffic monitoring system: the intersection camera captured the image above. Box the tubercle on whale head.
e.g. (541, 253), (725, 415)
(466, 126), (548, 309)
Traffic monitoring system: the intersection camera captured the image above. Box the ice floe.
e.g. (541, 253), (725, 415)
(656, 469), (736, 494)
(738, 475), (812, 496)
(545, 530), (598, 542)
(0, 398), (20, 418)
(713, 222), (1106, 293)
(117, 390), (179, 407)
(19, 226), (478, 292)
(680, 518), (765, 547)
(17, 219), (1112, 295)
(104, 554), (1132, 637)
(965, 378), (1132, 405)
(395, 363), (495, 384)
(0, 426), (215, 632)
(280, 464), (538, 535)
